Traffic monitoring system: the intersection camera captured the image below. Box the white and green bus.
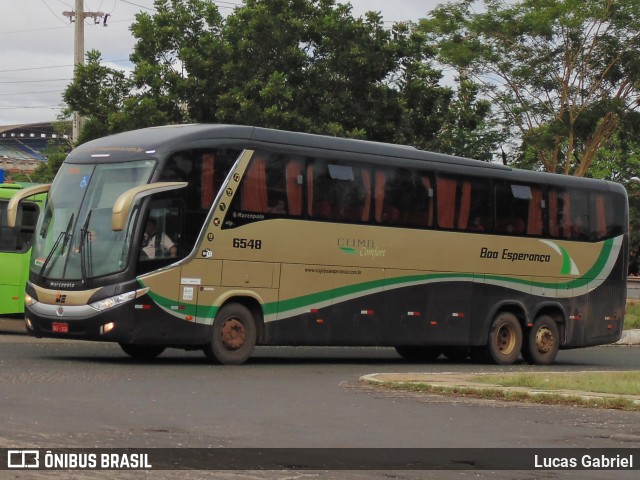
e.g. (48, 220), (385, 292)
(11, 125), (627, 364)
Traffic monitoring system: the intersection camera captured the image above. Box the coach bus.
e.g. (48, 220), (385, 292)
(0, 183), (46, 315)
(10, 125), (627, 364)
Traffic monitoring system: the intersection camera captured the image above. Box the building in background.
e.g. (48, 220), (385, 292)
(0, 122), (69, 177)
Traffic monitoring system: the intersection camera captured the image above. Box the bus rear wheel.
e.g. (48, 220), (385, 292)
(204, 303), (257, 365)
(483, 312), (522, 365)
(395, 346), (441, 362)
(521, 316), (560, 365)
(119, 343), (165, 359)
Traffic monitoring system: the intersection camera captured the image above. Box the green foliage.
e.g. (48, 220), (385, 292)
(61, 0), (500, 161)
(423, 0), (640, 176)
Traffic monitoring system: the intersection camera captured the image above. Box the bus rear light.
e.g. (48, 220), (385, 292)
(407, 311), (421, 317)
(360, 310), (375, 315)
(135, 304), (152, 310)
(452, 313), (464, 318)
(316, 319), (325, 325)
(309, 309), (319, 313)
(569, 314), (582, 320)
(100, 322), (115, 335)
(185, 316), (194, 321)
(430, 321), (438, 326)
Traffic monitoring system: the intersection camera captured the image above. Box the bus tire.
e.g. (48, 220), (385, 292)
(204, 303), (256, 365)
(484, 312), (522, 365)
(395, 346), (441, 362)
(119, 343), (165, 359)
(521, 316), (560, 365)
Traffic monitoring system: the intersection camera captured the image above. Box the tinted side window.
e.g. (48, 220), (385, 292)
(233, 152), (305, 218)
(495, 183), (545, 236)
(437, 175), (490, 232)
(591, 191), (626, 241)
(548, 187), (589, 241)
(374, 168), (434, 228)
(307, 159), (371, 223)
(0, 200), (39, 252)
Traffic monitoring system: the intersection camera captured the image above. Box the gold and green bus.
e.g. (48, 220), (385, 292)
(11, 125), (627, 364)
(0, 183), (46, 315)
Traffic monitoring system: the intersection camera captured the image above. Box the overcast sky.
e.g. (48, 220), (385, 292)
(0, 0), (444, 126)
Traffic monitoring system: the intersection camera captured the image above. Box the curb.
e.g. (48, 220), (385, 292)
(615, 329), (640, 345)
(360, 372), (640, 407)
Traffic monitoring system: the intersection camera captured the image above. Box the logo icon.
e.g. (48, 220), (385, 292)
(202, 249), (213, 259)
(8, 450), (39, 468)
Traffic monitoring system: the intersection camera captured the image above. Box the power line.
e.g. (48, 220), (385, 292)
(0, 79), (73, 84)
(0, 60), (130, 74)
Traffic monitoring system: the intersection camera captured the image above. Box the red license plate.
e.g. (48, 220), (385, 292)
(52, 322), (69, 333)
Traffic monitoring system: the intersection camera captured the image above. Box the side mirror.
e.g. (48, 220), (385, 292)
(6, 184), (51, 228)
(112, 182), (188, 231)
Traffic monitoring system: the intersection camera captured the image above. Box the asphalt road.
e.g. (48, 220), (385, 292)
(1, 322), (639, 480)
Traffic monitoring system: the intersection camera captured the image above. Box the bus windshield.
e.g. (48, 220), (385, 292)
(31, 160), (155, 280)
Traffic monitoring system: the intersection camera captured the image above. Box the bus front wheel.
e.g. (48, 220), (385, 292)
(521, 316), (560, 365)
(204, 303), (257, 365)
(119, 343), (165, 359)
(483, 312), (522, 365)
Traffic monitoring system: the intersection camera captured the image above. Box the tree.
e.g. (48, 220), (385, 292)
(422, 0), (640, 175)
(62, 0), (499, 161)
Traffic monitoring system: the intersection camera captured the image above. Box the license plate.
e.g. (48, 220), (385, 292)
(52, 322), (69, 334)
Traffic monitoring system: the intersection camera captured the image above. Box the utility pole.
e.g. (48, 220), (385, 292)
(63, 0), (106, 144)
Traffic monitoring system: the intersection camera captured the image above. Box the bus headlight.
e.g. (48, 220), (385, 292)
(24, 294), (37, 307)
(90, 291), (136, 311)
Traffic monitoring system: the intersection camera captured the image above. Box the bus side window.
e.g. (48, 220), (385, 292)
(591, 192), (624, 241)
(495, 182), (544, 236)
(307, 160), (370, 223)
(235, 153), (305, 218)
(437, 175), (490, 232)
(375, 168), (433, 228)
(549, 187), (590, 241)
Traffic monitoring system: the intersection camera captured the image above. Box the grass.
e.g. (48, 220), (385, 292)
(624, 300), (640, 330)
(374, 380), (640, 411)
(473, 371), (640, 396)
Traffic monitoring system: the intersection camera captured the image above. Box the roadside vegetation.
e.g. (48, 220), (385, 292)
(372, 371), (640, 411)
(625, 301), (640, 330)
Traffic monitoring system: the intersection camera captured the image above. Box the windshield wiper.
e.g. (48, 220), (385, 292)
(79, 209), (94, 284)
(38, 213), (75, 279)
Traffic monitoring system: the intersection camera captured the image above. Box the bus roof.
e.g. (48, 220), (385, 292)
(0, 182), (44, 199)
(67, 124), (624, 195)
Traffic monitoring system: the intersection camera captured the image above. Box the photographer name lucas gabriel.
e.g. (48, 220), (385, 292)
(534, 453), (633, 469)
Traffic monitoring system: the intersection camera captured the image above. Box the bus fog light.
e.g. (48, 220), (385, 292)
(100, 322), (115, 335)
(25, 317), (33, 330)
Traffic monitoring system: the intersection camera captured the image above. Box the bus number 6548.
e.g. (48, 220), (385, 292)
(232, 238), (262, 250)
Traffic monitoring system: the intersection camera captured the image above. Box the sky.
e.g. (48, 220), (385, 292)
(0, 0), (444, 126)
